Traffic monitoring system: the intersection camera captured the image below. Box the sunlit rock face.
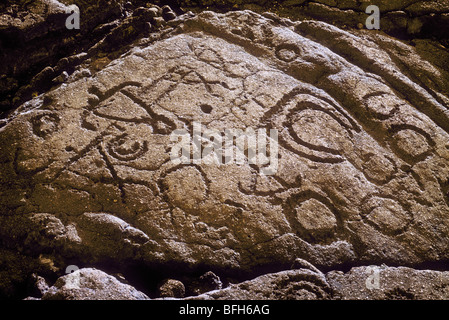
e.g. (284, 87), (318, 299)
(1, 8), (449, 299)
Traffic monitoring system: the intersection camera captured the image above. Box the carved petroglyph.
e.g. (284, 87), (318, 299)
(1, 10), (449, 279)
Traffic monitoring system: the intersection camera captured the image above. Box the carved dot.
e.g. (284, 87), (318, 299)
(200, 104), (213, 114)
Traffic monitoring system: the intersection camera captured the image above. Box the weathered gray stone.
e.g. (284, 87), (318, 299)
(192, 271), (223, 295)
(41, 268), (149, 300)
(327, 266), (449, 300)
(186, 263), (449, 300)
(189, 267), (332, 300)
(28, 262), (449, 300)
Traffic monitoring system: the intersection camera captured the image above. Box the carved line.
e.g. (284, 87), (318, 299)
(106, 134), (149, 162)
(87, 81), (142, 108)
(262, 86), (361, 133)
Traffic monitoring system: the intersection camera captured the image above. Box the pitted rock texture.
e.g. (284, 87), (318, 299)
(190, 264), (449, 300)
(189, 259), (333, 300)
(1, 9), (449, 299)
(0, 0), (179, 114)
(28, 263), (449, 300)
(327, 265), (449, 300)
(41, 268), (149, 300)
(180, 1), (449, 39)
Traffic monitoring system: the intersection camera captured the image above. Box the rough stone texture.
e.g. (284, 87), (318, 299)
(189, 263), (449, 300)
(1, 3), (449, 300)
(25, 262), (449, 300)
(159, 279), (186, 298)
(190, 259), (332, 300)
(190, 258), (449, 300)
(190, 271), (223, 295)
(3, 1), (448, 115)
(179, 0), (449, 38)
(40, 268), (149, 300)
(0, 0), (176, 113)
(191, 269), (332, 300)
(327, 265), (449, 300)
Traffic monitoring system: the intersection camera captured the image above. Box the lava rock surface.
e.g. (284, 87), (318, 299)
(1, 1), (449, 300)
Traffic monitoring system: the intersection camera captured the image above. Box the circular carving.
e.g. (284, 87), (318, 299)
(107, 135), (148, 161)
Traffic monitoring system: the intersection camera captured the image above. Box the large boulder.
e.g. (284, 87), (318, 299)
(1, 7), (449, 299)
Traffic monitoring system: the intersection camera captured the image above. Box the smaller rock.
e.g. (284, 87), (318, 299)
(161, 5), (172, 14)
(42, 268), (149, 300)
(146, 3), (162, 15)
(55, 53), (88, 74)
(291, 258), (322, 275)
(147, 6), (160, 16)
(159, 279), (186, 298)
(191, 271), (223, 295)
(134, 7), (159, 20)
(71, 68), (92, 81)
(151, 16), (166, 27)
(52, 71), (69, 85)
